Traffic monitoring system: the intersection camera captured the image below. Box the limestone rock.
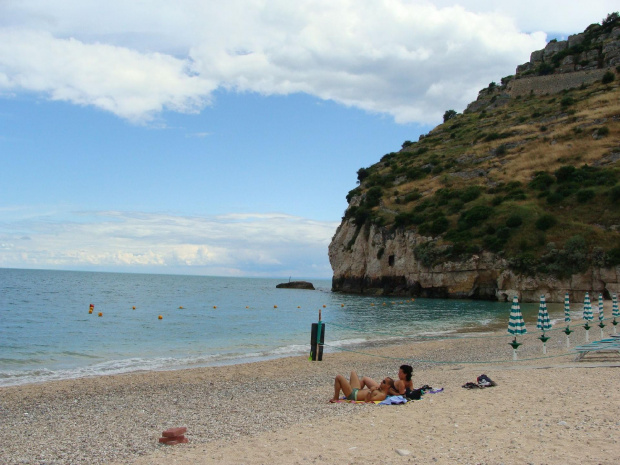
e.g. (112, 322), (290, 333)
(276, 281), (315, 290)
(328, 220), (620, 303)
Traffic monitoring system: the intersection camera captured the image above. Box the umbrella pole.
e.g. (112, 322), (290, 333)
(563, 325), (573, 349)
(509, 337), (522, 361)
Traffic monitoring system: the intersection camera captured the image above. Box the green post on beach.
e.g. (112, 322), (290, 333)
(310, 309), (324, 361)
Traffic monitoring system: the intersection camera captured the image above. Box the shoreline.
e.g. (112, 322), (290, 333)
(1, 326), (618, 465)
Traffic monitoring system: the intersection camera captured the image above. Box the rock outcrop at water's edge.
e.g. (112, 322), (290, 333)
(329, 219), (620, 303)
(276, 281), (315, 290)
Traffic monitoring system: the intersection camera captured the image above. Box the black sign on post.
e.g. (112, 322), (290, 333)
(310, 322), (325, 361)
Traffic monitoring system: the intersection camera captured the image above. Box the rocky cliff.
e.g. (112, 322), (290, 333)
(329, 15), (620, 303)
(329, 220), (619, 303)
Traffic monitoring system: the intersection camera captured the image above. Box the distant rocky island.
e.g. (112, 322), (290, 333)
(329, 13), (620, 303)
(276, 281), (315, 290)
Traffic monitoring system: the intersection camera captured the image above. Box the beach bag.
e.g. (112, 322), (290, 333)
(476, 374), (497, 387)
(405, 388), (422, 400)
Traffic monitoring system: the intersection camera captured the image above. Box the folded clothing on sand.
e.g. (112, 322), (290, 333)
(462, 374), (498, 389)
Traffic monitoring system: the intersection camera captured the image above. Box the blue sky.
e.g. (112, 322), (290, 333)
(0, 1), (617, 278)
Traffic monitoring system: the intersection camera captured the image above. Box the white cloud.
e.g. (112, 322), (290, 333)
(0, 1), (616, 123)
(0, 210), (338, 277)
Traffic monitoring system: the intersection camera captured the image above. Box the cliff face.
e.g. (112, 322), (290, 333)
(329, 17), (620, 304)
(329, 219), (620, 303)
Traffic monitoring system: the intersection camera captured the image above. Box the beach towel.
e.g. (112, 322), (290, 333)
(379, 395), (407, 405)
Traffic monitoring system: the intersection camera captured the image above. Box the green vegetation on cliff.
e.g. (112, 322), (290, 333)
(343, 16), (620, 278)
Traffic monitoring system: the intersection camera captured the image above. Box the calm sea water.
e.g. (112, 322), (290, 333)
(0, 268), (565, 387)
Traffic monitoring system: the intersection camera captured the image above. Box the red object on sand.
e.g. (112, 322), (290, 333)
(162, 427), (187, 437)
(158, 435), (188, 444)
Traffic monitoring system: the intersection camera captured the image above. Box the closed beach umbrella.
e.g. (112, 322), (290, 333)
(583, 292), (593, 342)
(612, 294), (619, 334)
(597, 293), (606, 339)
(563, 292), (573, 348)
(508, 295), (527, 360)
(564, 292), (571, 324)
(536, 294), (552, 354)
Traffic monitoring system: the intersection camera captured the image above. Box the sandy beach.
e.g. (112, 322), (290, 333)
(2, 327), (619, 465)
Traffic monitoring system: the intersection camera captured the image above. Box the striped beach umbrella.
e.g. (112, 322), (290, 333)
(597, 293), (605, 339)
(583, 292), (593, 342)
(508, 295), (526, 360)
(612, 294), (619, 334)
(563, 292), (574, 348)
(537, 295), (552, 332)
(536, 294), (552, 353)
(583, 292), (593, 321)
(508, 295), (527, 336)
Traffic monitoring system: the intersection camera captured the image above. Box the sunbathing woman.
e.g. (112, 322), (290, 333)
(330, 371), (394, 403)
(360, 364), (413, 396)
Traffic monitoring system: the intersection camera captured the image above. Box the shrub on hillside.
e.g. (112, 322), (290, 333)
(414, 242), (443, 267)
(535, 214), (557, 231)
(404, 191), (422, 203)
(443, 110), (457, 122)
(459, 205), (493, 229)
(506, 214), (523, 228)
(554, 165), (577, 183)
(546, 192), (564, 205)
(576, 189), (595, 203)
(357, 167), (369, 183)
(529, 172), (555, 190)
(365, 186), (383, 208)
(602, 71), (615, 84)
(429, 216), (449, 236)
(605, 247), (620, 267)
(561, 96), (575, 107)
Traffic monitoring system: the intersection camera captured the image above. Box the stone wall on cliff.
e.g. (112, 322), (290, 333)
(329, 219), (620, 303)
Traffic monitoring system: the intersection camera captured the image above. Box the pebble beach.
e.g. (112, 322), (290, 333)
(1, 328), (619, 465)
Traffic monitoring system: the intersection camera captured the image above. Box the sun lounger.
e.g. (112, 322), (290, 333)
(573, 338), (620, 361)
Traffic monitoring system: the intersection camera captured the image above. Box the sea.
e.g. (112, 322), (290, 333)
(0, 268), (567, 387)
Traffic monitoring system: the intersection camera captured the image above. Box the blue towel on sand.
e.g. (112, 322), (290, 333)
(379, 395), (407, 405)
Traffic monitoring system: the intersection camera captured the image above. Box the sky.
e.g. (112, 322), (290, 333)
(0, 1), (617, 279)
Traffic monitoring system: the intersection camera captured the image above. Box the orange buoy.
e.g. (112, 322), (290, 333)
(341, 304), (344, 307)
(274, 305), (278, 308)
(213, 306), (217, 309)
(132, 306), (136, 310)
(88, 310), (93, 314)
(179, 306), (184, 309)
(158, 315), (163, 320)
(98, 312), (103, 317)
(246, 306), (249, 309)
(322, 305), (326, 308)
(297, 306), (301, 308)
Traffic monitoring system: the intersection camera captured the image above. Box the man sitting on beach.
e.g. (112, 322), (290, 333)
(330, 371), (394, 403)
